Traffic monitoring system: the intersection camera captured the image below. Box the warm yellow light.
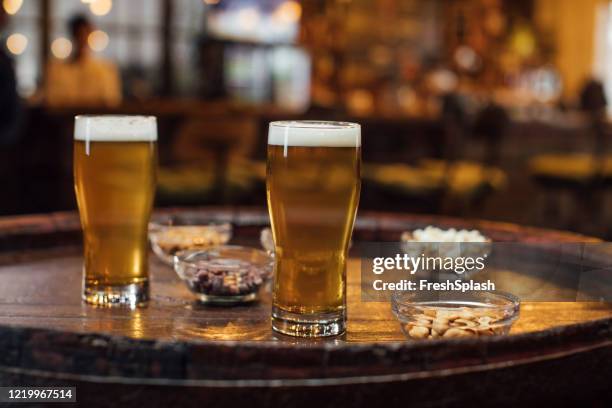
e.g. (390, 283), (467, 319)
(203, 0), (220, 5)
(51, 37), (73, 59)
(2, 0), (23, 15)
(510, 26), (536, 58)
(90, 0), (112, 16)
(6, 33), (27, 55)
(273, 1), (302, 24)
(88, 30), (109, 52)
(81, 0), (95, 3)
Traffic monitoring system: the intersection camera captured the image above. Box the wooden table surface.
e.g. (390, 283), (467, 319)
(0, 250), (610, 343)
(0, 208), (608, 343)
(0, 208), (610, 407)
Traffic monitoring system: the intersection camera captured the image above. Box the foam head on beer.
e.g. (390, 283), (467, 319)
(74, 115), (157, 142)
(268, 121), (360, 148)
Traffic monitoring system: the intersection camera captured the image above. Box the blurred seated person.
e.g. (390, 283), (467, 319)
(579, 79), (607, 115)
(0, 6), (22, 146)
(45, 15), (121, 107)
(578, 79), (608, 155)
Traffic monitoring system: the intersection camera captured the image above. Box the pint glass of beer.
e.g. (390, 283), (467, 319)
(267, 121), (361, 337)
(74, 116), (157, 307)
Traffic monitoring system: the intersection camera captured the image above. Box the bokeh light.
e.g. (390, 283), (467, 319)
(2, 0), (23, 15)
(273, 1), (302, 24)
(51, 37), (73, 60)
(90, 0), (112, 16)
(203, 0), (220, 5)
(6, 33), (27, 55)
(237, 8), (260, 31)
(88, 30), (109, 52)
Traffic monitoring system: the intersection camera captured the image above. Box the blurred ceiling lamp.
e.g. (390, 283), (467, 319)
(51, 37), (73, 60)
(273, 1), (302, 24)
(237, 7), (260, 30)
(6, 33), (27, 55)
(88, 30), (109, 52)
(2, 0), (23, 15)
(203, 0), (220, 5)
(81, 0), (95, 3)
(90, 0), (112, 16)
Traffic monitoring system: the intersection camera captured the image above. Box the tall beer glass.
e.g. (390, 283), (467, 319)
(74, 115), (157, 307)
(267, 121), (361, 337)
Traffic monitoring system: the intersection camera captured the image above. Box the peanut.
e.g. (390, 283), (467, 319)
(443, 328), (472, 338)
(454, 318), (477, 327)
(432, 319), (450, 335)
(404, 307), (507, 340)
(408, 326), (430, 339)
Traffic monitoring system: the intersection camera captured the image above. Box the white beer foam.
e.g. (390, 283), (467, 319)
(74, 116), (157, 142)
(268, 121), (361, 147)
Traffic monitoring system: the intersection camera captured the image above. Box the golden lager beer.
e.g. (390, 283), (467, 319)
(74, 116), (157, 306)
(267, 121), (361, 337)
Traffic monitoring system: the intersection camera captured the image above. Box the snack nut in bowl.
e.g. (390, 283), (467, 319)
(260, 227), (275, 255)
(401, 226), (492, 277)
(174, 245), (274, 305)
(392, 290), (519, 340)
(149, 218), (232, 265)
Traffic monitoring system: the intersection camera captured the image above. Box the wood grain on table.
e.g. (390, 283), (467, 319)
(0, 250), (609, 343)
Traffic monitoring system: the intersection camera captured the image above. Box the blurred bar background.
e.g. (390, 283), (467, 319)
(1, 0), (611, 238)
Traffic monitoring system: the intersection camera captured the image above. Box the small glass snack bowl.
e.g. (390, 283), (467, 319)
(149, 218), (232, 265)
(174, 246), (274, 305)
(391, 290), (519, 340)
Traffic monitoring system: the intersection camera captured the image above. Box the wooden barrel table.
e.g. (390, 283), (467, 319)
(0, 208), (610, 407)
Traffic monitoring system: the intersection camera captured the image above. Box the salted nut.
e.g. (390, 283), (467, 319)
(402, 307), (505, 339)
(156, 227), (227, 255)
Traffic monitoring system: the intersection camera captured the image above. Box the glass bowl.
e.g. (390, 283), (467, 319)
(174, 246), (274, 305)
(400, 227), (492, 279)
(149, 218), (232, 265)
(391, 290), (519, 340)
(260, 227), (274, 255)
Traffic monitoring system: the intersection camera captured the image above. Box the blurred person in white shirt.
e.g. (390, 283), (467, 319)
(45, 15), (121, 107)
